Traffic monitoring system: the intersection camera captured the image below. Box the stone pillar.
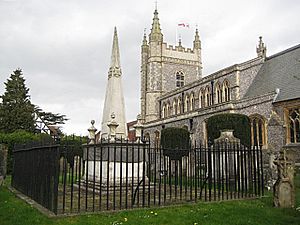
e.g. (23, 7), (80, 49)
(0, 144), (8, 186)
(88, 120), (97, 144)
(107, 113), (119, 141)
(273, 147), (297, 208)
(133, 114), (143, 143)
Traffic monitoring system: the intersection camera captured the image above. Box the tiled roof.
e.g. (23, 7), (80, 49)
(244, 44), (300, 102)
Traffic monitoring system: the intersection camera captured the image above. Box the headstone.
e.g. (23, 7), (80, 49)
(213, 130), (241, 186)
(214, 129), (240, 144)
(0, 144), (8, 186)
(273, 148), (296, 208)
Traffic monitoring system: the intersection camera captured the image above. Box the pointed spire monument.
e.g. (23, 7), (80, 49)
(101, 27), (127, 139)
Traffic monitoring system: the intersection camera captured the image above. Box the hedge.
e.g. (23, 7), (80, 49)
(161, 127), (190, 160)
(0, 131), (51, 174)
(207, 113), (251, 146)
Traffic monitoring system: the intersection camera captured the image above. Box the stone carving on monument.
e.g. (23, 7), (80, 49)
(273, 149), (295, 208)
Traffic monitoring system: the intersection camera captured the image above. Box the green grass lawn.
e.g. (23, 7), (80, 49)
(1, 176), (299, 225)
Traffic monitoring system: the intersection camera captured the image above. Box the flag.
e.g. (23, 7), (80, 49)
(178, 23), (190, 28)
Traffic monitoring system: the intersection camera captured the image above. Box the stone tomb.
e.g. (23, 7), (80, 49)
(83, 142), (147, 187)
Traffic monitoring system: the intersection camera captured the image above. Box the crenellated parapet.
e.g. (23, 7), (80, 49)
(140, 8), (203, 123)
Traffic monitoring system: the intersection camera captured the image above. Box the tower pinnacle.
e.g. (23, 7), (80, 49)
(256, 36), (267, 58)
(149, 9), (163, 42)
(193, 28), (201, 49)
(142, 29), (148, 46)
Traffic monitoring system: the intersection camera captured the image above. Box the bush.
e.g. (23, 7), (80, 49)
(0, 131), (52, 174)
(161, 127), (190, 160)
(207, 113), (251, 146)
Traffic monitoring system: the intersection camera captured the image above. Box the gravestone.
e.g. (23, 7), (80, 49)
(0, 144), (8, 186)
(214, 130), (241, 187)
(273, 147), (296, 208)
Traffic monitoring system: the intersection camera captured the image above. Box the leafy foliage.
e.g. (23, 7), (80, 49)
(161, 127), (190, 160)
(0, 131), (52, 174)
(0, 69), (35, 133)
(35, 106), (68, 125)
(59, 135), (88, 165)
(207, 113), (251, 146)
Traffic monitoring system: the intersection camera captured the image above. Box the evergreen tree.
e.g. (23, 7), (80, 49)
(0, 69), (35, 133)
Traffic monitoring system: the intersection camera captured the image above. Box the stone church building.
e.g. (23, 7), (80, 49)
(140, 9), (300, 160)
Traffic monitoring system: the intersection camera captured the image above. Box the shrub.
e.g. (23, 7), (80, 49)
(207, 113), (251, 146)
(161, 127), (190, 160)
(0, 131), (52, 174)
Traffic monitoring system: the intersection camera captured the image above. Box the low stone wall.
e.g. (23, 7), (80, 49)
(0, 144), (8, 185)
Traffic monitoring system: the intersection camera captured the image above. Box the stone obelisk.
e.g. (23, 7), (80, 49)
(101, 27), (127, 139)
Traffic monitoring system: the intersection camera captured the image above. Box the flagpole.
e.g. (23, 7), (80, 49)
(175, 24), (177, 45)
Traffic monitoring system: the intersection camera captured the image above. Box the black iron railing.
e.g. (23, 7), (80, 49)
(12, 138), (264, 215)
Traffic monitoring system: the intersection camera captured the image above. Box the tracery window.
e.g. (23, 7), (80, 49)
(199, 89), (204, 108)
(223, 80), (230, 102)
(172, 99), (177, 115)
(250, 115), (266, 146)
(162, 105), (166, 119)
(288, 108), (300, 143)
(184, 94), (189, 112)
(177, 98), (182, 114)
(215, 82), (222, 104)
(190, 92), (195, 111)
(166, 102), (170, 117)
(176, 71), (184, 87)
(204, 86), (211, 107)
(154, 130), (160, 149)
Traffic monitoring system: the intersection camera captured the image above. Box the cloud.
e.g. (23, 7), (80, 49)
(0, 0), (299, 134)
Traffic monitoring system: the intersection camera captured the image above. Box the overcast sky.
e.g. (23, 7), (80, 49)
(0, 0), (299, 135)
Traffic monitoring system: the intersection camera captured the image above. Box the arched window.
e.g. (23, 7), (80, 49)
(162, 105), (166, 119)
(176, 71), (184, 87)
(250, 115), (266, 146)
(172, 99), (177, 115)
(154, 130), (160, 149)
(204, 86), (211, 107)
(166, 102), (170, 117)
(199, 88), (204, 108)
(215, 82), (222, 104)
(223, 80), (230, 102)
(190, 92), (195, 111)
(144, 132), (150, 142)
(177, 97), (182, 114)
(184, 94), (189, 112)
(288, 108), (300, 143)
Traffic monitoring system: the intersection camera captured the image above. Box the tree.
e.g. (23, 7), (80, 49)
(34, 106), (68, 125)
(0, 69), (35, 133)
(206, 113), (251, 146)
(161, 127), (190, 160)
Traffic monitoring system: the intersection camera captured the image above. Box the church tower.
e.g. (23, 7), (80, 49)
(141, 9), (202, 123)
(101, 27), (127, 138)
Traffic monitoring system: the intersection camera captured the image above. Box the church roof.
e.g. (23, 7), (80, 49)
(244, 44), (300, 103)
